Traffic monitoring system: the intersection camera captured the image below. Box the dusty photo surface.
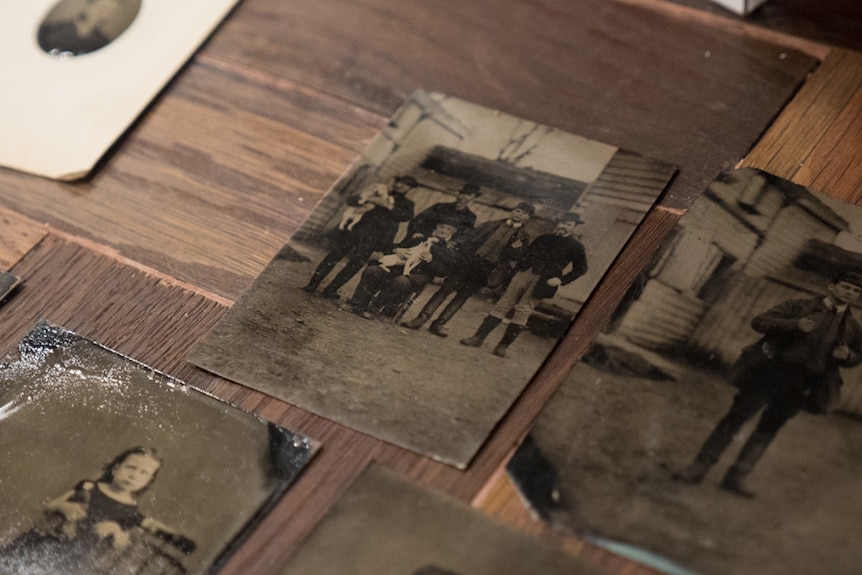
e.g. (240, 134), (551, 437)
(508, 169), (862, 575)
(279, 464), (602, 575)
(190, 91), (676, 467)
(0, 323), (314, 575)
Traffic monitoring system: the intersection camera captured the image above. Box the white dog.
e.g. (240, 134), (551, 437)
(338, 183), (393, 231)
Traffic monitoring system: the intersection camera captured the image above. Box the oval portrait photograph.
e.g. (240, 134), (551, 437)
(37, 0), (142, 57)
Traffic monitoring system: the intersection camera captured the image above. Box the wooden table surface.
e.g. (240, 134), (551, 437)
(2, 0), (860, 573)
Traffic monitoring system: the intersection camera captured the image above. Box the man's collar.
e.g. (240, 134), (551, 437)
(823, 296), (849, 313)
(505, 219), (523, 228)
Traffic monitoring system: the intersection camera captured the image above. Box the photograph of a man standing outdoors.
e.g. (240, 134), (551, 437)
(190, 91), (675, 467)
(508, 168), (862, 575)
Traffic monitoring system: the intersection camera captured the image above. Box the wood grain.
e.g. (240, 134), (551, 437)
(474, 45), (862, 573)
(0, 1), (856, 574)
(206, 0), (816, 210)
(5, 233), (685, 574)
(0, 207), (46, 271)
(0, 62), (384, 300)
(741, 49), (862, 203)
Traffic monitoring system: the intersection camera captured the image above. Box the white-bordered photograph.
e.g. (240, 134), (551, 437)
(0, 0), (240, 179)
(278, 464), (602, 575)
(508, 168), (862, 575)
(189, 91), (676, 468)
(0, 323), (315, 575)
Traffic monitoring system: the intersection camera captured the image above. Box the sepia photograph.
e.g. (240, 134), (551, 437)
(37, 0), (142, 57)
(278, 464), (603, 575)
(508, 168), (862, 575)
(0, 0), (242, 179)
(0, 323), (315, 575)
(189, 91), (676, 467)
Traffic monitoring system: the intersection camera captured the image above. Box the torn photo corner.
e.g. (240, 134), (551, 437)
(0, 0), (241, 180)
(0, 321), (316, 575)
(508, 167), (862, 575)
(189, 90), (677, 468)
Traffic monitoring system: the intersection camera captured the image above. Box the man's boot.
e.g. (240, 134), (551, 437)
(460, 316), (502, 347)
(301, 273), (324, 293)
(400, 288), (450, 329)
(673, 457), (714, 484)
(428, 295), (465, 338)
(428, 319), (449, 338)
(719, 430), (774, 498)
(401, 313), (430, 329)
(492, 324), (523, 357)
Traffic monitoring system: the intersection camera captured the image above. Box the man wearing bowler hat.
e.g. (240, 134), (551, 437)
(460, 212), (587, 357)
(401, 202), (535, 337)
(676, 271), (862, 497)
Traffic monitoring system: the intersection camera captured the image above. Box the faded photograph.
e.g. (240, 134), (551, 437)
(37, 0), (142, 57)
(278, 464), (602, 575)
(189, 91), (675, 467)
(508, 169), (862, 575)
(0, 323), (314, 575)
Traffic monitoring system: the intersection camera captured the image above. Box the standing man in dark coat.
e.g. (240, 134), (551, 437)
(406, 182), (480, 239)
(400, 202), (534, 337)
(676, 272), (862, 497)
(460, 212), (588, 357)
(302, 175), (416, 299)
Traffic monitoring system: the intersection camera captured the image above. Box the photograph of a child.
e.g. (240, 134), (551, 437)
(0, 323), (314, 575)
(507, 169), (862, 575)
(3, 446), (194, 575)
(190, 91), (676, 467)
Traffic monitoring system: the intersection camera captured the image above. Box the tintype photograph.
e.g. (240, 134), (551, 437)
(190, 91), (676, 467)
(37, 0), (142, 57)
(278, 464), (602, 575)
(508, 168), (862, 575)
(0, 323), (315, 575)
(0, 0), (241, 179)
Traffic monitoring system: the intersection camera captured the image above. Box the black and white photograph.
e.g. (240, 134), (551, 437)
(0, 0), (241, 179)
(189, 91), (676, 467)
(37, 0), (142, 57)
(278, 464), (603, 575)
(508, 168), (862, 575)
(0, 323), (315, 575)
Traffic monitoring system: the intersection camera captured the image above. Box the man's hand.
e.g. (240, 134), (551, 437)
(797, 316), (816, 333)
(546, 277), (562, 287)
(511, 239), (523, 249)
(833, 345), (851, 360)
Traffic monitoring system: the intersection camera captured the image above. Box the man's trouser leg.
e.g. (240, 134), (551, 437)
(400, 280), (456, 329)
(677, 388), (768, 483)
(303, 247), (345, 291)
(322, 251), (371, 297)
(347, 265), (389, 310)
(721, 392), (801, 496)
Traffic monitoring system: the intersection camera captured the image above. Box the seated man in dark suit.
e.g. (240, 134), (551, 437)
(340, 221), (460, 320)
